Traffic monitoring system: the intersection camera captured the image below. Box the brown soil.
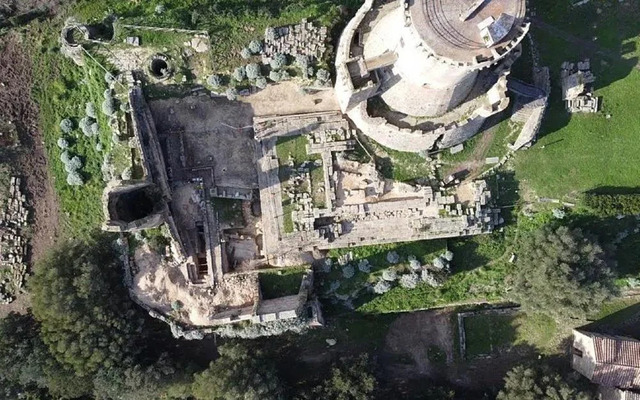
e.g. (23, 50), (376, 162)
(380, 309), (536, 391)
(0, 33), (60, 315)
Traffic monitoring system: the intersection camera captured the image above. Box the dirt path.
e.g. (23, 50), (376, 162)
(0, 33), (60, 315)
(441, 120), (499, 179)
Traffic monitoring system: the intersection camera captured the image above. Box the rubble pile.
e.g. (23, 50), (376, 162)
(561, 59), (600, 113)
(0, 177), (29, 304)
(263, 19), (328, 64)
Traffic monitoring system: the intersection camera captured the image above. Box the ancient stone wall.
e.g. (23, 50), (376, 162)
(0, 176), (28, 304)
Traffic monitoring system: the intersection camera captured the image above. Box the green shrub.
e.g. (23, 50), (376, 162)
(255, 76), (267, 89)
(269, 53), (287, 70)
(207, 74), (222, 88)
(102, 98), (115, 116)
(85, 102), (97, 118)
(232, 66), (245, 81)
(226, 87), (238, 101)
(248, 39), (262, 54)
(269, 70), (282, 82)
(59, 118), (73, 133)
(583, 193), (640, 216)
(245, 63), (261, 80)
(240, 47), (252, 59)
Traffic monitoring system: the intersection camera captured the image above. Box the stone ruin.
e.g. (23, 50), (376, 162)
(561, 59), (600, 113)
(0, 177), (28, 304)
(262, 19), (328, 64)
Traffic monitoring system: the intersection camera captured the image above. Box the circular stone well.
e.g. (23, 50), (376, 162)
(149, 54), (173, 80)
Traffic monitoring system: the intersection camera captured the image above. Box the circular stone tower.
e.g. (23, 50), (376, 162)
(381, 0), (527, 117)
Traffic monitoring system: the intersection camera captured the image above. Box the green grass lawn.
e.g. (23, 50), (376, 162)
(72, 0), (356, 72)
(464, 314), (516, 358)
(212, 198), (244, 227)
(259, 266), (308, 300)
(514, 7), (640, 200)
(27, 20), (130, 237)
(464, 311), (558, 358)
(358, 135), (432, 182)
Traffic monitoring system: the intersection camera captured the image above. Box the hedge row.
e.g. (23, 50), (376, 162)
(583, 193), (640, 216)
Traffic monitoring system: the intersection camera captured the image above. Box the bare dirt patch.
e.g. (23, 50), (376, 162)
(381, 308), (537, 390)
(0, 33), (60, 316)
(133, 244), (258, 326)
(382, 309), (455, 380)
(243, 82), (339, 116)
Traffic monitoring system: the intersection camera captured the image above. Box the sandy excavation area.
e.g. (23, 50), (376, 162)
(132, 245), (258, 326)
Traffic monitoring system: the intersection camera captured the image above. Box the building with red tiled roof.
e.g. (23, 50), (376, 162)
(572, 329), (640, 391)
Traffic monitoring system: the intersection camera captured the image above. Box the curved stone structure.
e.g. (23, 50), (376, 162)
(334, 0), (530, 153)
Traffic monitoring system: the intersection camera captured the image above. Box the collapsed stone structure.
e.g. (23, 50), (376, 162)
(262, 19), (328, 64)
(334, 0), (530, 153)
(562, 59), (600, 113)
(255, 111), (500, 261)
(0, 177), (28, 304)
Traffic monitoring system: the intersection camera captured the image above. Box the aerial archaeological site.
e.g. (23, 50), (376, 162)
(2, 0), (640, 398)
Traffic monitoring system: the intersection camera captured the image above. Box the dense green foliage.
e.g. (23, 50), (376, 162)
(192, 344), (284, 400)
(497, 364), (594, 400)
(30, 235), (145, 376)
(0, 313), (91, 399)
(583, 193), (640, 216)
(309, 354), (377, 400)
(510, 226), (615, 319)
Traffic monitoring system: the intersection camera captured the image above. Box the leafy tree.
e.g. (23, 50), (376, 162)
(56, 137), (69, 149)
(310, 354), (377, 400)
(256, 76), (268, 89)
(248, 39), (263, 54)
(207, 74), (222, 88)
(59, 118), (73, 133)
(270, 53), (287, 70)
(155, 4), (165, 14)
(79, 116), (94, 136)
(0, 313), (93, 399)
(226, 87), (238, 101)
(232, 66), (246, 81)
(510, 226), (615, 319)
(85, 102), (97, 118)
(66, 170), (84, 185)
(583, 193), (640, 216)
(399, 273), (419, 289)
(192, 344), (284, 400)
(93, 354), (192, 400)
(102, 97), (116, 116)
(497, 364), (594, 400)
(245, 63), (261, 80)
(240, 47), (252, 59)
(30, 234), (147, 377)
(269, 70), (282, 82)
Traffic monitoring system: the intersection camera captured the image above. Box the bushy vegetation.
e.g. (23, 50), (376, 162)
(509, 225), (615, 319)
(0, 235), (193, 399)
(308, 354), (377, 400)
(583, 192), (640, 216)
(192, 344), (284, 400)
(497, 364), (595, 400)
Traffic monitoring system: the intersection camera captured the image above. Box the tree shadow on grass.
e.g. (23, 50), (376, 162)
(581, 302), (640, 339)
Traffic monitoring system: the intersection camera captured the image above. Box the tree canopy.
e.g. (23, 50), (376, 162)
(0, 312), (93, 399)
(510, 225), (615, 319)
(30, 234), (147, 376)
(497, 364), (594, 400)
(311, 354), (377, 400)
(192, 343), (284, 400)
